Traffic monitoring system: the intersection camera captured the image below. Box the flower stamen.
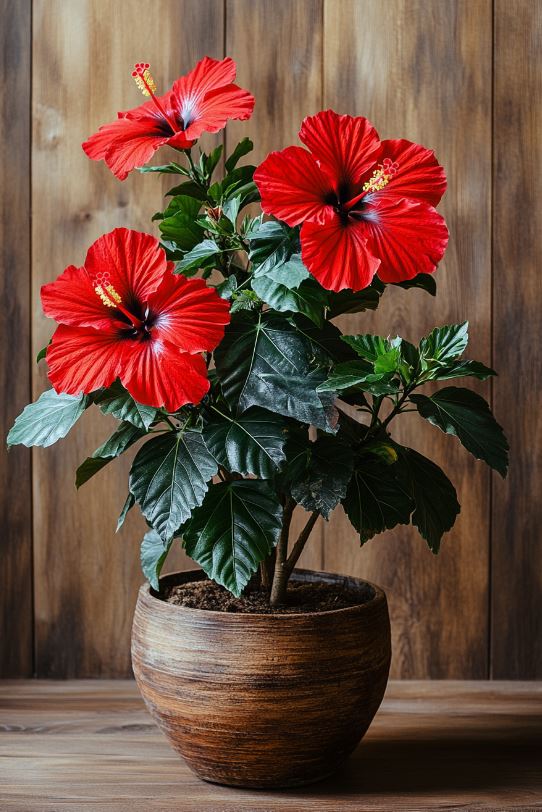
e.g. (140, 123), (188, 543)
(362, 158), (399, 194)
(94, 276), (144, 329)
(131, 63), (179, 133)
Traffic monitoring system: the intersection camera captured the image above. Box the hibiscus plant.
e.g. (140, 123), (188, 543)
(7, 58), (508, 606)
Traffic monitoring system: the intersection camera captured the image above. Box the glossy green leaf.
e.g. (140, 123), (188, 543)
(183, 480), (282, 596)
(326, 285), (383, 317)
(138, 162), (189, 175)
(317, 360), (385, 392)
(7, 390), (89, 448)
(165, 179), (207, 199)
(75, 422), (145, 488)
(141, 530), (173, 591)
(156, 194), (202, 222)
(130, 430), (218, 542)
(394, 273), (437, 295)
(429, 359), (496, 381)
(342, 457), (412, 543)
(291, 436), (354, 519)
(252, 275), (328, 326)
(176, 239), (221, 274)
(395, 446), (460, 553)
(159, 211), (203, 251)
(419, 322), (469, 365)
(203, 406), (287, 478)
(410, 386), (509, 477)
(342, 334), (392, 363)
(248, 220), (299, 277)
(36, 342), (51, 363)
(214, 313), (337, 431)
(225, 137), (254, 173)
(116, 492), (135, 532)
(93, 381), (158, 430)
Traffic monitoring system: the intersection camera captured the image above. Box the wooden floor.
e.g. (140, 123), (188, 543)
(0, 681), (541, 811)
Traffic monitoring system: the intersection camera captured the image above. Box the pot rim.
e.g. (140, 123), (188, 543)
(138, 567), (387, 621)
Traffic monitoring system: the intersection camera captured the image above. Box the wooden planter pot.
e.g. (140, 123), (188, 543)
(131, 568), (391, 789)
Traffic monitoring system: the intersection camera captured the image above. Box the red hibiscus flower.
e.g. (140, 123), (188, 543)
(254, 110), (449, 292)
(41, 228), (230, 411)
(83, 57), (255, 180)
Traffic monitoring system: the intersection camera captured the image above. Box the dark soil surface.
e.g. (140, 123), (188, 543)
(162, 578), (374, 614)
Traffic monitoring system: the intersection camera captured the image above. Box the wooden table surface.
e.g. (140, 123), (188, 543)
(1, 680), (541, 811)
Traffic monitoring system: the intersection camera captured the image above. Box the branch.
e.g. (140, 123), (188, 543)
(285, 512), (320, 575)
(270, 498), (295, 606)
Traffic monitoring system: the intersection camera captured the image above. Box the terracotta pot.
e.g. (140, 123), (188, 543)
(131, 568), (391, 789)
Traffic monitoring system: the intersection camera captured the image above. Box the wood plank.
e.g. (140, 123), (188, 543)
(492, 0), (542, 678)
(1, 680), (541, 810)
(31, 0), (224, 677)
(322, 0), (493, 678)
(0, 0), (33, 677)
(226, 0), (325, 571)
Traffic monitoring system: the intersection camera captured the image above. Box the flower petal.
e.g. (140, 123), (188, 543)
(300, 212), (380, 292)
(299, 110), (381, 189)
(364, 197), (449, 283)
(255, 146), (332, 226)
(373, 139), (447, 206)
(149, 274), (230, 354)
(82, 114), (169, 180)
(184, 83), (255, 140)
(41, 265), (116, 330)
(46, 325), (126, 395)
(84, 229), (168, 305)
(121, 340), (210, 412)
(173, 56), (238, 99)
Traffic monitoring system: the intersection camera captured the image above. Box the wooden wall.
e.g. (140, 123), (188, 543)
(1, 0), (540, 678)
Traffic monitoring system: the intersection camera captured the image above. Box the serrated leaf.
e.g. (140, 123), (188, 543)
(214, 313), (336, 431)
(183, 480), (282, 596)
(248, 220), (299, 277)
(176, 239), (221, 274)
(410, 386), (509, 476)
(159, 211), (204, 251)
(429, 359), (496, 381)
(7, 390), (89, 448)
(141, 530), (173, 591)
(225, 137), (254, 173)
(317, 360), (386, 392)
(130, 430), (218, 542)
(342, 458), (413, 543)
(291, 436), (354, 519)
(93, 381), (158, 430)
(395, 447), (460, 552)
(75, 422), (145, 488)
(252, 275), (328, 326)
(420, 322), (469, 365)
(203, 406), (287, 478)
(342, 334), (392, 363)
(266, 254), (310, 287)
(395, 273), (437, 295)
(293, 315), (356, 363)
(117, 492), (135, 532)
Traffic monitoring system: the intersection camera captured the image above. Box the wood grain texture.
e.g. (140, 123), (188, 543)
(491, 0), (542, 678)
(0, 0), (33, 677)
(225, 0), (325, 571)
(31, 0), (224, 677)
(1, 679), (541, 809)
(132, 569), (391, 788)
(322, 0), (493, 679)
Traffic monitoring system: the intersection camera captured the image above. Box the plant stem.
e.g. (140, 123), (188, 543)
(285, 511), (319, 574)
(270, 498), (295, 606)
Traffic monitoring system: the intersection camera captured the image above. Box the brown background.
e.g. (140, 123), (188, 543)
(1, 0), (540, 679)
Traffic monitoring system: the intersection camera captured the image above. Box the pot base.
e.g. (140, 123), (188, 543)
(132, 568), (391, 790)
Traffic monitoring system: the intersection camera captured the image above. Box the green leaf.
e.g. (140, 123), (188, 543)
(176, 239), (221, 274)
(252, 274), (328, 326)
(203, 406), (287, 478)
(374, 346), (401, 374)
(156, 194), (202, 222)
(275, 426), (311, 493)
(342, 334), (392, 363)
(410, 386), (509, 477)
(166, 179), (207, 199)
(141, 530), (173, 591)
(395, 447), (460, 553)
(93, 381), (158, 430)
(215, 275), (238, 300)
(317, 361), (397, 395)
(116, 492), (135, 532)
(225, 137), (254, 173)
(7, 390), (89, 448)
(200, 144), (223, 178)
(327, 285), (383, 318)
(292, 315), (356, 363)
(211, 165), (258, 206)
(36, 341), (51, 363)
(214, 313), (337, 431)
(395, 273), (437, 296)
(429, 359), (496, 381)
(75, 422), (145, 488)
(183, 480), (282, 596)
(266, 254), (310, 287)
(222, 195), (241, 226)
(291, 436), (354, 519)
(248, 220), (299, 277)
(342, 457), (413, 543)
(129, 430), (218, 542)
(419, 322), (469, 365)
(138, 162), (189, 175)
(159, 211), (203, 251)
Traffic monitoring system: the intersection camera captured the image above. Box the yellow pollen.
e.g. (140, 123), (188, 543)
(132, 68), (157, 97)
(363, 166), (392, 193)
(95, 283), (122, 308)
